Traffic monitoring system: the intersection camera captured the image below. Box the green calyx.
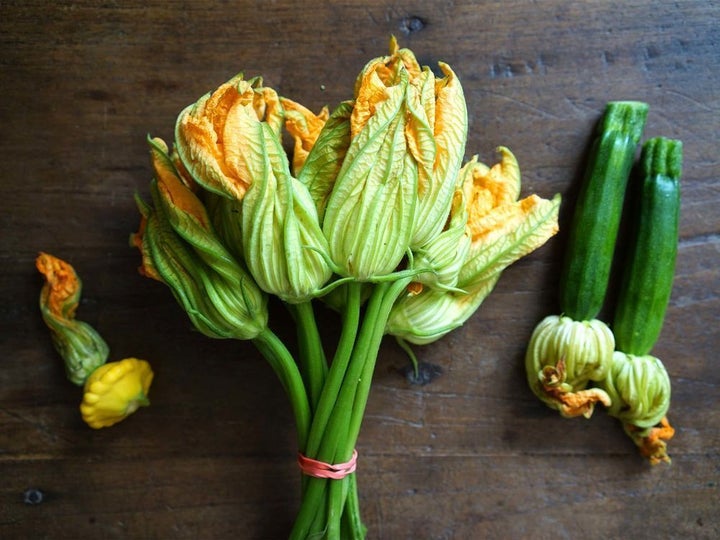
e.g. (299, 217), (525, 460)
(45, 317), (109, 387)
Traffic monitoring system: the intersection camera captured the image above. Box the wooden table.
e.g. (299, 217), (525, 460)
(2, 1), (718, 538)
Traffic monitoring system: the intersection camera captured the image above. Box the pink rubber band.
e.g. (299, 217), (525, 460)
(297, 449), (358, 480)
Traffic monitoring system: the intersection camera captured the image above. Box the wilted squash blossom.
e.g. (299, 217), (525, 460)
(36, 253), (109, 385)
(322, 62), (417, 280)
(133, 138), (268, 340)
(525, 315), (614, 418)
(349, 37), (468, 251)
(387, 149), (561, 344)
(232, 97), (333, 303)
(80, 358), (153, 429)
(174, 73), (283, 201)
(598, 352), (674, 464)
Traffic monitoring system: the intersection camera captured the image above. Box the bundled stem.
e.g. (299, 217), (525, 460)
(290, 277), (411, 539)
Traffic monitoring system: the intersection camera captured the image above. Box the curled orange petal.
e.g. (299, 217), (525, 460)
(129, 214), (163, 282)
(625, 416), (675, 465)
(151, 137), (210, 231)
(351, 59), (392, 138)
(281, 97), (330, 173)
(539, 359), (611, 418)
(36, 252), (81, 319)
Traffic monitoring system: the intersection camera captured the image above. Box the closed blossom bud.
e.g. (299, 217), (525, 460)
(174, 74), (283, 201)
(36, 253), (109, 386)
(231, 99), (333, 303)
(525, 315), (614, 418)
(323, 59), (417, 280)
(133, 140), (268, 340)
(148, 137), (242, 276)
(386, 285), (482, 346)
(410, 189), (471, 292)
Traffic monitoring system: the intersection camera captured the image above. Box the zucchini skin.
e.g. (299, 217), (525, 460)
(613, 137), (682, 356)
(559, 101), (648, 321)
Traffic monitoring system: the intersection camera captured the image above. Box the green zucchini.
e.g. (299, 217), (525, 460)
(613, 137), (682, 355)
(559, 101), (649, 321)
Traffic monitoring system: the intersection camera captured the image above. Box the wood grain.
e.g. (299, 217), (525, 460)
(1, 1), (718, 538)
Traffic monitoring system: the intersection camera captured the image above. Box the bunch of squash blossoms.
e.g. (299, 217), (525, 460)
(131, 39), (560, 539)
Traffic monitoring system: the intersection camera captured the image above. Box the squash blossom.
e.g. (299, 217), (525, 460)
(132, 137), (268, 340)
(322, 60), (416, 280)
(173, 74), (333, 303)
(36, 252), (109, 386)
(80, 357), (153, 429)
(525, 315), (613, 418)
(598, 352), (674, 464)
(175, 73), (284, 201)
(387, 149), (561, 344)
(233, 94), (334, 303)
(371, 37), (468, 249)
(321, 38), (470, 280)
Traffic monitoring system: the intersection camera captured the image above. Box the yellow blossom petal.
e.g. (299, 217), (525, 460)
(463, 147), (521, 233)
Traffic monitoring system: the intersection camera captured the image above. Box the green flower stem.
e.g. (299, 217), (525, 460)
(290, 277), (411, 539)
(289, 300), (329, 412)
(325, 474), (348, 539)
(322, 277), (411, 535)
(341, 474), (366, 540)
(341, 277), (411, 458)
(290, 283), (362, 540)
(252, 328), (311, 452)
(313, 282), (391, 464)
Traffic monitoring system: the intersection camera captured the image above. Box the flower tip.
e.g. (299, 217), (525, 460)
(389, 35), (399, 55)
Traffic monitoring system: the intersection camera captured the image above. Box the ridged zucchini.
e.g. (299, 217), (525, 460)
(613, 137), (682, 355)
(559, 101), (648, 321)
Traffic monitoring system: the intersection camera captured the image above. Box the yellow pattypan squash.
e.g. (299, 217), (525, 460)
(80, 358), (153, 429)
